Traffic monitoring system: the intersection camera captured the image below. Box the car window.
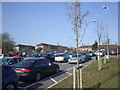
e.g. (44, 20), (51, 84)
(2, 58), (11, 65)
(44, 59), (51, 65)
(8, 58), (18, 65)
(35, 60), (45, 66)
(17, 59), (35, 66)
(18, 58), (24, 62)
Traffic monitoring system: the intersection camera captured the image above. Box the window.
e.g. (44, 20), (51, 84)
(18, 58), (24, 62)
(8, 58), (18, 65)
(35, 60), (45, 66)
(44, 59), (51, 65)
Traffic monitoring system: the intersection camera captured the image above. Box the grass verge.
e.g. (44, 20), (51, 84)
(50, 58), (119, 89)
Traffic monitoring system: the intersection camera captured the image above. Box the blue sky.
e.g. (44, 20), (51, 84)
(2, 2), (118, 47)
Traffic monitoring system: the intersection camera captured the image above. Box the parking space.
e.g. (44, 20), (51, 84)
(17, 57), (96, 90)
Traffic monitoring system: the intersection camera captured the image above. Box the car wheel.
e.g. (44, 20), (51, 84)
(55, 67), (59, 74)
(5, 83), (16, 90)
(35, 72), (41, 82)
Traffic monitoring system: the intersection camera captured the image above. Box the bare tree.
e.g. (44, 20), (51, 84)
(93, 20), (104, 70)
(66, 1), (89, 89)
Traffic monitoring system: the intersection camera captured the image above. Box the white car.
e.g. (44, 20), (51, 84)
(68, 54), (86, 64)
(94, 51), (104, 56)
(0, 54), (4, 58)
(54, 53), (69, 62)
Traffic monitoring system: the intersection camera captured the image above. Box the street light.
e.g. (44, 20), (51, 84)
(102, 6), (109, 60)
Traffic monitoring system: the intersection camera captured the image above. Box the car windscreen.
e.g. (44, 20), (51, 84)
(17, 59), (35, 66)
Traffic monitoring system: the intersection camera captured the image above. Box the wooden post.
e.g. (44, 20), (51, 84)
(73, 67), (76, 90)
(80, 69), (82, 90)
(98, 57), (102, 71)
(104, 54), (106, 64)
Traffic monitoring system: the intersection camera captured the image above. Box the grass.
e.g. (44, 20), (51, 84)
(50, 58), (119, 89)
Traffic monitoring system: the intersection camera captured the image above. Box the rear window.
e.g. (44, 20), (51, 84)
(17, 59), (35, 66)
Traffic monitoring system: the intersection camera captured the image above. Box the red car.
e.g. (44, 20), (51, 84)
(109, 50), (117, 55)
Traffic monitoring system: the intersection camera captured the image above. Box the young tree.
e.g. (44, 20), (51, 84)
(93, 20), (104, 70)
(1, 32), (15, 54)
(66, 1), (89, 89)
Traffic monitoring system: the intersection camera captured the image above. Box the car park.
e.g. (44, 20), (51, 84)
(2, 65), (19, 90)
(1, 57), (24, 65)
(54, 53), (69, 62)
(11, 58), (59, 82)
(68, 54), (85, 64)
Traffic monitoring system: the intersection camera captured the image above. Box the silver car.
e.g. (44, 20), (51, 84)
(68, 54), (85, 64)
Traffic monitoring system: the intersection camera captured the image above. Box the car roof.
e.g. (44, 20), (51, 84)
(25, 57), (46, 60)
(3, 57), (22, 59)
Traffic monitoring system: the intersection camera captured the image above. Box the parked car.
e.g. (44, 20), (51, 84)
(109, 50), (117, 55)
(0, 54), (4, 58)
(2, 65), (19, 90)
(94, 51), (104, 56)
(45, 54), (55, 62)
(81, 51), (91, 61)
(1, 57), (24, 65)
(54, 53), (69, 62)
(8, 53), (22, 57)
(68, 54), (85, 64)
(11, 58), (59, 82)
(88, 51), (95, 57)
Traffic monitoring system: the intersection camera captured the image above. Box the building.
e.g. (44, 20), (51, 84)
(79, 44), (118, 51)
(14, 44), (35, 52)
(79, 45), (92, 51)
(35, 43), (68, 52)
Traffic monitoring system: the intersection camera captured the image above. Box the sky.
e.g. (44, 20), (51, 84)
(2, 2), (118, 47)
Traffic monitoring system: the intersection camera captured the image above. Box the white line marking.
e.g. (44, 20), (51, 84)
(47, 74), (71, 89)
(50, 77), (58, 83)
(65, 72), (72, 75)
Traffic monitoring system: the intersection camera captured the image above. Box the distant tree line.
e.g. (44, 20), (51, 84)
(0, 32), (15, 54)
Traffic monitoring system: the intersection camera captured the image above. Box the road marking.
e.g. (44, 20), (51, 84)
(65, 72), (72, 75)
(47, 74), (71, 89)
(50, 77), (58, 83)
(66, 66), (75, 71)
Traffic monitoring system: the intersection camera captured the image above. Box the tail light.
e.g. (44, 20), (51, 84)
(22, 68), (31, 72)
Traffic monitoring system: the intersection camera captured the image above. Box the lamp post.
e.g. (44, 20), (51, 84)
(102, 6), (109, 60)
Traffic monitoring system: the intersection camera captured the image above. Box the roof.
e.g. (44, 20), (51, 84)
(15, 44), (35, 47)
(36, 43), (68, 48)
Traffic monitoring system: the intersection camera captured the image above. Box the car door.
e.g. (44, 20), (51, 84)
(34, 60), (48, 77)
(43, 59), (55, 75)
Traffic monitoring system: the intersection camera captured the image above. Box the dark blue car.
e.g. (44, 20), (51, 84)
(2, 65), (18, 90)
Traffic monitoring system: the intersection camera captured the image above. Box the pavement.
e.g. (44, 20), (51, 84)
(17, 55), (117, 90)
